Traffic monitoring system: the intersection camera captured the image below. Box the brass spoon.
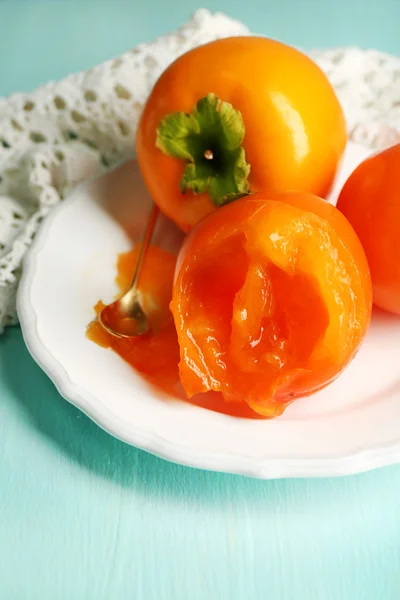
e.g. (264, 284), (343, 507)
(99, 203), (159, 338)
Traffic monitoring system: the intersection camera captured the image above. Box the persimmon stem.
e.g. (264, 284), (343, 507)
(155, 93), (250, 206)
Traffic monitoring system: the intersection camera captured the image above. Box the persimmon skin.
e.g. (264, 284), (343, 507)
(171, 192), (372, 417)
(136, 36), (347, 232)
(336, 144), (400, 315)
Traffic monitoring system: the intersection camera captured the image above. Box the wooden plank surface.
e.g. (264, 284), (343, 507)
(1, 2), (400, 598)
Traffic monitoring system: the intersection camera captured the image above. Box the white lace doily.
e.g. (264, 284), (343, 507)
(0, 9), (399, 332)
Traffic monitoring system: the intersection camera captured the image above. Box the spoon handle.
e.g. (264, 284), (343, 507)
(129, 203), (160, 293)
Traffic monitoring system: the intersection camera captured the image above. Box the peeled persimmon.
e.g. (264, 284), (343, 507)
(171, 191), (372, 417)
(88, 244), (266, 418)
(137, 36), (347, 231)
(336, 143), (400, 315)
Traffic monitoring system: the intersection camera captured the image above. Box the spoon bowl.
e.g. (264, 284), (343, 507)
(99, 294), (150, 338)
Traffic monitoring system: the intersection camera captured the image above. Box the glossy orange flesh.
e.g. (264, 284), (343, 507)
(87, 246), (180, 394)
(87, 245), (262, 418)
(336, 143), (400, 314)
(137, 36), (347, 231)
(171, 192), (372, 417)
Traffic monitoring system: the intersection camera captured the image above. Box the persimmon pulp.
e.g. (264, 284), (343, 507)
(171, 192), (372, 417)
(87, 244), (262, 418)
(175, 236), (329, 415)
(87, 246), (181, 394)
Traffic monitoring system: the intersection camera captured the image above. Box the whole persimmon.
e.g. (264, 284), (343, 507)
(137, 36), (347, 231)
(337, 144), (400, 315)
(171, 191), (372, 417)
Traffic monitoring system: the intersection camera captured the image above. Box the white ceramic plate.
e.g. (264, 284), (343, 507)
(17, 142), (400, 479)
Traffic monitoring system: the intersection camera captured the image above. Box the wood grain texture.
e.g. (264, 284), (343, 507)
(1, 328), (400, 599)
(1, 0), (399, 96)
(1, 1), (400, 598)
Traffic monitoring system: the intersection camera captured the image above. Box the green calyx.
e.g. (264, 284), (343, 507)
(155, 93), (251, 207)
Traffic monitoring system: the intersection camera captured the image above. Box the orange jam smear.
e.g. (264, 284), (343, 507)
(87, 244), (262, 419)
(87, 245), (180, 394)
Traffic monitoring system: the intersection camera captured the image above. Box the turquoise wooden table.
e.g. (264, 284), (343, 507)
(1, 1), (400, 598)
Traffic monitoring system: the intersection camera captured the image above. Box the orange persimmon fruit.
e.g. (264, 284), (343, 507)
(88, 245), (268, 418)
(336, 143), (400, 315)
(171, 191), (372, 417)
(137, 36), (347, 232)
